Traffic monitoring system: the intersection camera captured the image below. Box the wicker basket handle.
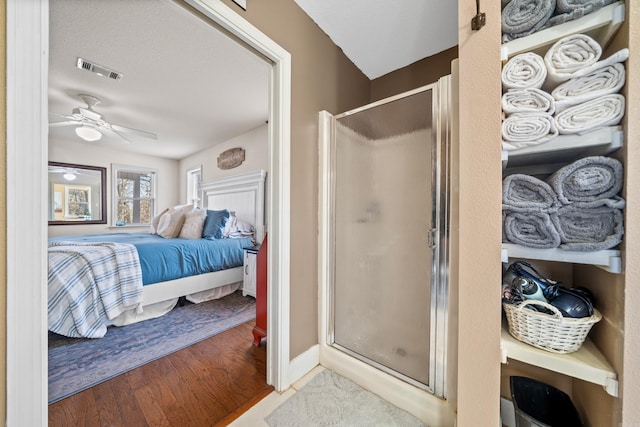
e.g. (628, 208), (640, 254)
(517, 299), (564, 319)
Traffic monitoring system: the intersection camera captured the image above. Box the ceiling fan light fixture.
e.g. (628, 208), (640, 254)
(75, 125), (102, 141)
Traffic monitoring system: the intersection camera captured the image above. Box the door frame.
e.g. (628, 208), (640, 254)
(6, 0), (291, 425)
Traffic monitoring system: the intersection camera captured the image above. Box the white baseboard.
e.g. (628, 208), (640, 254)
(287, 344), (320, 385)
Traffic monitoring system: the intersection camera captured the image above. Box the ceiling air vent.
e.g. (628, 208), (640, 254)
(76, 57), (123, 81)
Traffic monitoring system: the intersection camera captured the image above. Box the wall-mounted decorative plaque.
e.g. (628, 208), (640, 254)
(217, 147), (245, 169)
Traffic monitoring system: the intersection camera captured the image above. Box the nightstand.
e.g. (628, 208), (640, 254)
(242, 246), (259, 297)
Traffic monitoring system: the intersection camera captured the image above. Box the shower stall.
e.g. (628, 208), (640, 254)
(319, 76), (452, 407)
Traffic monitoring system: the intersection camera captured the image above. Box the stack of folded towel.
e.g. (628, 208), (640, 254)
(501, 33), (628, 150)
(502, 0), (616, 42)
(502, 156), (624, 251)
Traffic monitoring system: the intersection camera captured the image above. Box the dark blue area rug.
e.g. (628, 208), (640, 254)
(48, 290), (255, 404)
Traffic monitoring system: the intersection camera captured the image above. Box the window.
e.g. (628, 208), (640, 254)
(64, 185), (91, 218)
(186, 166), (202, 206)
(112, 164), (158, 226)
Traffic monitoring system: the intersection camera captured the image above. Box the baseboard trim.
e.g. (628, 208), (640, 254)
(287, 344), (320, 385)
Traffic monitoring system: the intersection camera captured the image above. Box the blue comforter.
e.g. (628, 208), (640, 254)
(49, 233), (253, 285)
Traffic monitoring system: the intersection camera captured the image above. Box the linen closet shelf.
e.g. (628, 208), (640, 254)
(501, 245), (622, 274)
(500, 2), (627, 411)
(500, 325), (618, 397)
(501, 126), (624, 172)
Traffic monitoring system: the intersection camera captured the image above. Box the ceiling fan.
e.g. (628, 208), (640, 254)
(48, 165), (83, 181)
(49, 94), (158, 143)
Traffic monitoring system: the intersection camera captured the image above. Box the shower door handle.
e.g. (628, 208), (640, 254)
(427, 228), (438, 249)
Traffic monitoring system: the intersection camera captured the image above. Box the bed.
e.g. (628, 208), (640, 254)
(48, 169), (267, 338)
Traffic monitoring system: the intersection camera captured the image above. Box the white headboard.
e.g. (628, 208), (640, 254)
(200, 170), (267, 244)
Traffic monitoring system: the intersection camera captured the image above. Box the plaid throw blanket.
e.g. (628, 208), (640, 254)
(48, 241), (143, 338)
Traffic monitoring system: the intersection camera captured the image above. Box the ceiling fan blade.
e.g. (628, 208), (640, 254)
(49, 121), (79, 127)
(49, 112), (79, 121)
(106, 127), (133, 144)
(110, 123), (158, 140)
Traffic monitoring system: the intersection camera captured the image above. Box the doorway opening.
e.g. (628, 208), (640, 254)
(6, 0), (291, 424)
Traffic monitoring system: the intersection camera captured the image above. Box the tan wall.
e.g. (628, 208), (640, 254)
(455, 2), (502, 426)
(370, 46), (458, 102)
(219, 0), (371, 358)
(0, 1), (6, 423)
(179, 124), (269, 200)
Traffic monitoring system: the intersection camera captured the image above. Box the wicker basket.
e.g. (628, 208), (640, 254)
(503, 299), (602, 354)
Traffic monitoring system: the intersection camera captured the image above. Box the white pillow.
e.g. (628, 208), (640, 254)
(222, 211), (255, 241)
(222, 211), (237, 237)
(157, 204), (192, 238)
(150, 208), (169, 234)
(179, 208), (206, 239)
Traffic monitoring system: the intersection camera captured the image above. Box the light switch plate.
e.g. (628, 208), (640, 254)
(232, 0), (246, 10)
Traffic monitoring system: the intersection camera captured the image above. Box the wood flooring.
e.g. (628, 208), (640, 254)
(48, 320), (272, 427)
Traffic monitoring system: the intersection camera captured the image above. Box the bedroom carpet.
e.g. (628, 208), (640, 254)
(264, 369), (428, 427)
(48, 290), (255, 404)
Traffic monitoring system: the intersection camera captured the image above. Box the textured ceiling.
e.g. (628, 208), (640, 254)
(49, 0), (458, 160)
(292, 0), (458, 79)
(48, 0), (270, 160)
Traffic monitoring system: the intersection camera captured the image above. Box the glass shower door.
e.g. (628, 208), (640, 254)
(328, 82), (449, 395)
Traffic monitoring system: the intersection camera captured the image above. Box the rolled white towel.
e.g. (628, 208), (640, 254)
(502, 52), (547, 90)
(552, 62), (626, 111)
(502, 88), (556, 115)
(544, 34), (602, 89)
(502, 112), (558, 151)
(554, 94), (625, 134)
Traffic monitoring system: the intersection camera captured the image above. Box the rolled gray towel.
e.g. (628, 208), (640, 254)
(503, 209), (561, 248)
(547, 156), (623, 205)
(551, 204), (623, 251)
(502, 0), (512, 8)
(546, 0), (616, 28)
(503, 174), (560, 211)
(502, 0), (556, 41)
(555, 0), (615, 13)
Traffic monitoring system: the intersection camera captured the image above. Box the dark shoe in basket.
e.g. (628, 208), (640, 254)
(505, 261), (595, 318)
(545, 285), (594, 318)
